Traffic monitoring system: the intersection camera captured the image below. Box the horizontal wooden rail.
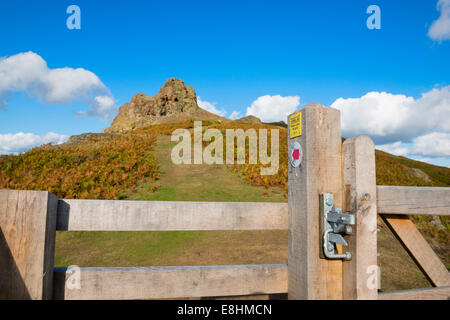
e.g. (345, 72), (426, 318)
(377, 186), (450, 216)
(378, 286), (450, 300)
(57, 200), (289, 231)
(53, 264), (288, 300)
(56, 185), (449, 232)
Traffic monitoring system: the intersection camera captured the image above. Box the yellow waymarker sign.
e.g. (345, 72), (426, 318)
(289, 112), (302, 138)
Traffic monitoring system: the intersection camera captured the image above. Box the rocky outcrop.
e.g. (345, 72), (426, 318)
(264, 121), (288, 128)
(407, 167), (432, 182)
(105, 78), (227, 133)
(235, 115), (262, 124)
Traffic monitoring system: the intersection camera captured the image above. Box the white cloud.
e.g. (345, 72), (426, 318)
(197, 96), (227, 117)
(77, 95), (117, 122)
(229, 110), (241, 120)
(410, 156), (433, 164)
(245, 95), (300, 123)
(331, 86), (450, 144)
(0, 132), (69, 155)
(333, 87), (450, 166)
(376, 132), (450, 160)
(410, 155), (450, 167)
(411, 132), (450, 157)
(428, 0), (450, 41)
(376, 141), (411, 157)
(0, 51), (116, 121)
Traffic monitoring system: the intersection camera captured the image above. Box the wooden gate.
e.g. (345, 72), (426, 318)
(1, 103), (449, 299)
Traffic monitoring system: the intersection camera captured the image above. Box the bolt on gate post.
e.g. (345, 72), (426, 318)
(287, 103), (378, 300)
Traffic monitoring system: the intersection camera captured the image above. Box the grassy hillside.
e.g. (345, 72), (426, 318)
(0, 120), (448, 293)
(375, 149), (450, 187)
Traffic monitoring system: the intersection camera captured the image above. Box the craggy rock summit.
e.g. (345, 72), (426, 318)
(105, 78), (225, 133)
(235, 115), (262, 124)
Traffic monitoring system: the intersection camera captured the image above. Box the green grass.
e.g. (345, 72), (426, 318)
(55, 230), (288, 268)
(55, 231), (207, 267)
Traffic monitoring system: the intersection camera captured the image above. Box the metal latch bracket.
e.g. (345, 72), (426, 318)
(319, 193), (355, 261)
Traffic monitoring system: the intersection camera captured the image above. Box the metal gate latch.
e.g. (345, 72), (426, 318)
(320, 193), (355, 261)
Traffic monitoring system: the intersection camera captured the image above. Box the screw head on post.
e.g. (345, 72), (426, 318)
(326, 197), (333, 207)
(345, 225), (352, 234)
(327, 243), (334, 252)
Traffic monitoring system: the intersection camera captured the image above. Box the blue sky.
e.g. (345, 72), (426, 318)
(0, 0), (449, 166)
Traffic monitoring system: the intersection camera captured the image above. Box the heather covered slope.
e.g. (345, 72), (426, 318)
(0, 133), (160, 200)
(375, 149), (450, 187)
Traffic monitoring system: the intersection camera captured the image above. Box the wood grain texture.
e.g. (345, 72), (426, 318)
(382, 214), (450, 287)
(378, 286), (450, 300)
(377, 186), (450, 216)
(57, 200), (288, 231)
(342, 135), (378, 300)
(53, 264), (288, 300)
(288, 103), (343, 300)
(0, 190), (58, 300)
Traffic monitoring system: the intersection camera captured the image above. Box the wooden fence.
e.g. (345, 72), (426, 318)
(1, 103), (449, 300)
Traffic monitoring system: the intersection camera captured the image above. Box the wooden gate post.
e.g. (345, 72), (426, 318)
(0, 190), (58, 300)
(287, 103), (343, 299)
(342, 136), (378, 299)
